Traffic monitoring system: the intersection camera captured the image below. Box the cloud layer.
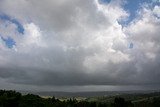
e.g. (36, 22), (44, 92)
(0, 0), (160, 91)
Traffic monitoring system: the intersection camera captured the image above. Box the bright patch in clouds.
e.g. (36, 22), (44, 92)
(0, 0), (160, 91)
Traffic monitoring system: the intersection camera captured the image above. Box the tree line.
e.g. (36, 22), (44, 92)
(0, 90), (160, 107)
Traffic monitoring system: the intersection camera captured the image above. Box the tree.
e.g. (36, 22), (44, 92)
(113, 97), (126, 107)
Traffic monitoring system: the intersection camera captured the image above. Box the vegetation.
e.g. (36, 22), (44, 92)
(0, 90), (160, 107)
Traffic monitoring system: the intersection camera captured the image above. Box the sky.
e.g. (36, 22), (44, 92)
(0, 0), (160, 92)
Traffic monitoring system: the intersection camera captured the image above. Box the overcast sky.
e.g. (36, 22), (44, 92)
(0, 0), (160, 92)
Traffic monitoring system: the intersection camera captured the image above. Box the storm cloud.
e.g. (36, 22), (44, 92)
(0, 0), (160, 91)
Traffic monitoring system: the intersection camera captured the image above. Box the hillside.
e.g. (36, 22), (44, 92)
(1, 90), (160, 107)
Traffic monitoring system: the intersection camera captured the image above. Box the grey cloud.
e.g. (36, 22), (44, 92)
(0, 0), (160, 91)
(1, 57), (160, 87)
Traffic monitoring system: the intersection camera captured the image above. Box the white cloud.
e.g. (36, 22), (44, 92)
(0, 0), (160, 91)
(153, 5), (160, 17)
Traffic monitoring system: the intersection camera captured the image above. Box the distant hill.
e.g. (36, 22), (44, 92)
(20, 90), (160, 98)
